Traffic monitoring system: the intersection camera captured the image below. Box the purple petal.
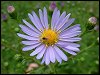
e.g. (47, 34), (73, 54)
(62, 47), (77, 55)
(32, 11), (44, 31)
(21, 40), (39, 45)
(22, 43), (41, 51)
(30, 44), (45, 56)
(36, 45), (46, 59)
(45, 47), (50, 65)
(56, 13), (71, 31)
(22, 19), (41, 34)
(52, 10), (60, 30)
(59, 31), (81, 38)
(51, 10), (60, 30)
(60, 24), (81, 36)
(56, 41), (80, 47)
(53, 47), (62, 64)
(28, 13), (41, 31)
(41, 51), (46, 64)
(43, 7), (48, 29)
(59, 37), (81, 42)
(19, 24), (39, 37)
(48, 46), (56, 63)
(39, 9), (45, 29)
(54, 11), (66, 30)
(54, 45), (68, 61)
(65, 46), (80, 52)
(51, 8), (58, 29)
(17, 33), (39, 41)
(59, 18), (75, 31)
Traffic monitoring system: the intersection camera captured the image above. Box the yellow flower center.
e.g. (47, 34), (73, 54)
(40, 29), (59, 46)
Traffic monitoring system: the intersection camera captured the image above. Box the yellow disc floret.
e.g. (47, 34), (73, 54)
(40, 29), (58, 46)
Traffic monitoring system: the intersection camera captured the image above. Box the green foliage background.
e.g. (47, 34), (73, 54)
(1, 1), (99, 74)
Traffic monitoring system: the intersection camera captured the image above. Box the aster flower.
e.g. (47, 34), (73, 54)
(17, 7), (81, 65)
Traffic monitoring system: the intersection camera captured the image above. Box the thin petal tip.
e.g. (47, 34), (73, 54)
(39, 9), (41, 11)
(19, 24), (22, 28)
(44, 7), (46, 9)
(68, 13), (71, 15)
(28, 13), (31, 16)
(17, 33), (20, 36)
(30, 54), (33, 56)
(22, 19), (25, 22)
(22, 48), (26, 51)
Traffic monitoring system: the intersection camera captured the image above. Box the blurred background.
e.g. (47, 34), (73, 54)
(1, 1), (99, 74)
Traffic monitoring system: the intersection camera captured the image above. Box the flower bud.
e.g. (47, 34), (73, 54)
(61, 1), (64, 7)
(88, 17), (97, 25)
(7, 5), (17, 19)
(1, 14), (7, 21)
(49, 1), (56, 11)
(7, 5), (15, 13)
(94, 25), (99, 31)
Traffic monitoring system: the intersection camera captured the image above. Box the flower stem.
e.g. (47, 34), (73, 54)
(69, 41), (96, 60)
(48, 63), (56, 74)
(79, 41), (96, 54)
(48, 64), (53, 73)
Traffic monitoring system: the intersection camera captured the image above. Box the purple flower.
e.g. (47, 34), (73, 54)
(17, 7), (81, 65)
(61, 1), (65, 7)
(49, 1), (56, 11)
(1, 14), (7, 21)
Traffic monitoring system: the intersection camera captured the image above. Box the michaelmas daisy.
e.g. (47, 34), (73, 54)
(17, 7), (81, 65)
